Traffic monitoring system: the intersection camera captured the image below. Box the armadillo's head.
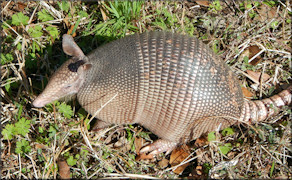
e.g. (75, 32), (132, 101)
(33, 34), (92, 108)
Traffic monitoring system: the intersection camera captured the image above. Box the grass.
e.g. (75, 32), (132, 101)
(1, 1), (291, 179)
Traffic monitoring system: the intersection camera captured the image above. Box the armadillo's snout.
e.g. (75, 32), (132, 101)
(33, 96), (46, 108)
(33, 94), (54, 108)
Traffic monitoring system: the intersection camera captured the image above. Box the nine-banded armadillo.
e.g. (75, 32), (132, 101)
(33, 31), (291, 154)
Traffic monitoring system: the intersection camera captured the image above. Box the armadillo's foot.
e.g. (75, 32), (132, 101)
(140, 139), (178, 155)
(92, 120), (111, 131)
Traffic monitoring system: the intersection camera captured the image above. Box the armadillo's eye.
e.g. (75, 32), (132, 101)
(65, 84), (72, 88)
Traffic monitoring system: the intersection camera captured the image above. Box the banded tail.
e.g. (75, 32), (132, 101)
(240, 86), (291, 123)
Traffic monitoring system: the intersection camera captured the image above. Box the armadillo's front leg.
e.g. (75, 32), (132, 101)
(140, 139), (178, 155)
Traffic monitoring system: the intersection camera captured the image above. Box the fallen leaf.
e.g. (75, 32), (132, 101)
(135, 137), (155, 160)
(15, 2), (26, 11)
(35, 143), (48, 150)
(195, 136), (209, 147)
(241, 87), (253, 98)
(158, 158), (169, 168)
(135, 153), (154, 161)
(255, 4), (277, 22)
(246, 70), (270, 82)
(195, 0), (209, 6)
(248, 45), (262, 65)
(134, 137), (143, 154)
(169, 144), (191, 174)
(57, 159), (70, 179)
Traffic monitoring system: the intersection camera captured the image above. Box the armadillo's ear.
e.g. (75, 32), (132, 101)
(77, 63), (92, 75)
(62, 34), (85, 58)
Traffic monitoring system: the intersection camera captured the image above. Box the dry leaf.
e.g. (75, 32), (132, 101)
(255, 4), (277, 22)
(134, 137), (143, 154)
(35, 143), (48, 150)
(15, 2), (26, 11)
(135, 137), (155, 160)
(195, 136), (209, 147)
(169, 144), (191, 174)
(135, 152), (154, 161)
(158, 158), (169, 169)
(195, 0), (209, 6)
(248, 45), (262, 65)
(246, 70), (270, 82)
(241, 87), (253, 98)
(57, 159), (70, 179)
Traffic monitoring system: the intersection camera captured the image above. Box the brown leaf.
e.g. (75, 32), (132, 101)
(246, 70), (270, 82)
(241, 87), (253, 98)
(135, 152), (154, 161)
(35, 143), (48, 150)
(248, 45), (262, 65)
(255, 4), (277, 22)
(135, 137), (155, 160)
(194, 136), (209, 147)
(15, 2), (26, 11)
(158, 158), (169, 169)
(195, 1), (209, 6)
(57, 159), (70, 179)
(134, 137), (143, 154)
(169, 144), (191, 174)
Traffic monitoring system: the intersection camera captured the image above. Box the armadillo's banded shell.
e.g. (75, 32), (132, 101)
(78, 31), (244, 143)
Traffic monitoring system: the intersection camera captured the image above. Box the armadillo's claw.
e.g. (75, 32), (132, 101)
(140, 139), (178, 155)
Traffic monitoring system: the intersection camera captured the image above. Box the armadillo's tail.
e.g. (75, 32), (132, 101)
(240, 86), (292, 123)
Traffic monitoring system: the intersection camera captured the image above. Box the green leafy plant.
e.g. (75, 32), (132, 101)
(88, 1), (143, 39)
(15, 139), (32, 156)
(1, 53), (14, 64)
(241, 56), (256, 71)
(203, 163), (212, 174)
(57, 103), (74, 118)
(67, 155), (79, 166)
(28, 25), (43, 38)
(207, 131), (216, 142)
(219, 143), (232, 155)
(38, 9), (54, 22)
(15, 118), (31, 136)
(2, 124), (15, 140)
(48, 125), (58, 139)
(2, 118), (31, 140)
(11, 12), (29, 26)
(209, 0), (223, 12)
(57, 1), (70, 13)
(221, 127), (235, 136)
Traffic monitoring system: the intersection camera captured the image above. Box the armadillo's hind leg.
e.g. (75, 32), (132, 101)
(140, 139), (178, 155)
(92, 120), (111, 131)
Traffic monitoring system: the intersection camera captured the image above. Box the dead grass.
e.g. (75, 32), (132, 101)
(1, 1), (291, 179)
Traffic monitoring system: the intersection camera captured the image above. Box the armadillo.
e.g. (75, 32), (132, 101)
(33, 31), (291, 154)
